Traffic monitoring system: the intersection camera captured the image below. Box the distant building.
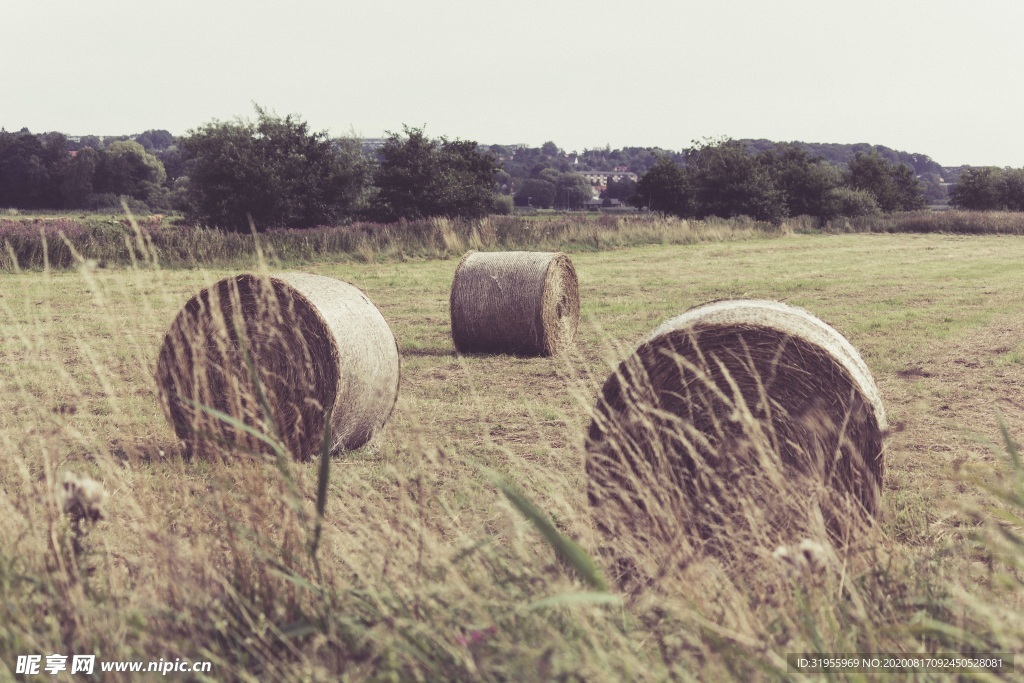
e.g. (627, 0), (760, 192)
(577, 171), (638, 186)
(577, 170), (639, 194)
(583, 198), (626, 211)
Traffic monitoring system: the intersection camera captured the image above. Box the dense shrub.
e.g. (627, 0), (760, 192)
(847, 151), (925, 212)
(491, 194), (514, 215)
(368, 127), (501, 222)
(634, 140), (924, 223)
(0, 130), (167, 211)
(822, 186), (881, 219)
(950, 167), (1024, 211)
(181, 108), (370, 231)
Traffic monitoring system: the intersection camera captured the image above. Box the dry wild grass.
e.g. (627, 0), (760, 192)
(837, 209), (1024, 235)
(0, 213), (782, 271)
(1, 226), (1024, 681)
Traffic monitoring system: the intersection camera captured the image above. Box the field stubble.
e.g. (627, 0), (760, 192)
(2, 231), (1024, 680)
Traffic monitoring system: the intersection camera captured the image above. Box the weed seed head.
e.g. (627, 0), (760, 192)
(772, 539), (828, 577)
(61, 471), (108, 524)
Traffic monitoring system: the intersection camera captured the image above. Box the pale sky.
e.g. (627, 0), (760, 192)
(4, 0), (1024, 167)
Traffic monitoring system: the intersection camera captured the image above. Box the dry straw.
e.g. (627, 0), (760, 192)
(449, 251), (579, 356)
(586, 299), (887, 569)
(156, 273), (400, 460)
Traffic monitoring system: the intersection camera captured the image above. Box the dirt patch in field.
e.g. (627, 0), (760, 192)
(876, 314), (1024, 540)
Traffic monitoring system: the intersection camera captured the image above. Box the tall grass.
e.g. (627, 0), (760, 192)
(1, 228), (1022, 680)
(833, 209), (1024, 235)
(0, 213), (784, 271)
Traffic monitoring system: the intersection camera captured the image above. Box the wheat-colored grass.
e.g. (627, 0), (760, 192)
(2, 231), (1024, 681)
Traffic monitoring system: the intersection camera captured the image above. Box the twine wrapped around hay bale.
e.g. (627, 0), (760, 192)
(586, 299), (887, 557)
(449, 251), (579, 356)
(156, 273), (400, 460)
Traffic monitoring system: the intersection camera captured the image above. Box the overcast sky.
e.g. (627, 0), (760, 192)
(4, 0), (1023, 167)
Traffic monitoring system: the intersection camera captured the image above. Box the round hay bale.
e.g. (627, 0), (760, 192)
(449, 251), (579, 356)
(586, 299), (887, 554)
(156, 273), (400, 460)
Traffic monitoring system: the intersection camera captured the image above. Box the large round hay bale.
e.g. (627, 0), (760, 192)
(449, 251), (579, 356)
(586, 299), (887, 555)
(156, 273), (400, 460)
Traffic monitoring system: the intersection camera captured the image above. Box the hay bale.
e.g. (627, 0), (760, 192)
(156, 273), (400, 459)
(449, 251), (579, 355)
(586, 299), (887, 551)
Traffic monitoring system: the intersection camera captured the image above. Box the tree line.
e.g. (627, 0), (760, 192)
(0, 131), (172, 212)
(0, 112), (507, 230)
(631, 139), (929, 222)
(0, 108), (1013, 230)
(948, 167), (1024, 211)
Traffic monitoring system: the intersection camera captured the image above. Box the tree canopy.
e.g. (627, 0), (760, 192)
(514, 178), (557, 208)
(181, 108), (369, 231)
(949, 167), (1024, 211)
(683, 139), (786, 222)
(2, 119), (1016, 225)
(632, 156), (689, 215)
(847, 151), (924, 212)
(0, 129), (170, 210)
(369, 127), (500, 222)
(630, 139), (924, 222)
(553, 173), (594, 209)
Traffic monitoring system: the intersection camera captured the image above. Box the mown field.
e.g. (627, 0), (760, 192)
(2, 231), (1024, 681)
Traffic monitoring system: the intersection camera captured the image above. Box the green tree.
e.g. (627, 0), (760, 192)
(135, 129), (175, 150)
(553, 173), (594, 209)
(848, 151), (924, 212)
(949, 166), (1024, 211)
(758, 144), (843, 219)
(156, 145), (188, 182)
(949, 167), (1001, 210)
(369, 127), (500, 222)
(685, 139), (786, 222)
(821, 186), (881, 220)
(95, 140), (167, 198)
(514, 178), (556, 208)
(182, 107), (369, 230)
(603, 176), (638, 202)
(919, 172), (947, 204)
(0, 130), (58, 208)
(59, 146), (100, 208)
(632, 156), (689, 215)
(491, 193), (514, 215)
(999, 168), (1024, 211)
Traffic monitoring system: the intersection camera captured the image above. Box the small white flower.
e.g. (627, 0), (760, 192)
(773, 539), (829, 577)
(61, 471), (108, 524)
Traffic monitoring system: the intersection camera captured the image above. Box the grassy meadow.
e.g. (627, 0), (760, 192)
(2, 229), (1024, 680)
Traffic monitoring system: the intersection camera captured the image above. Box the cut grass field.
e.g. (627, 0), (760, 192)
(2, 231), (1024, 680)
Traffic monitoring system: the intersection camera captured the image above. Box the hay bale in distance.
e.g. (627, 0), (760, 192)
(450, 251), (579, 356)
(586, 299), (887, 552)
(156, 273), (400, 460)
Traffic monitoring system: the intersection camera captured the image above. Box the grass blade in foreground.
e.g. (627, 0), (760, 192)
(487, 468), (609, 592)
(309, 407), (332, 561)
(175, 394), (287, 459)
